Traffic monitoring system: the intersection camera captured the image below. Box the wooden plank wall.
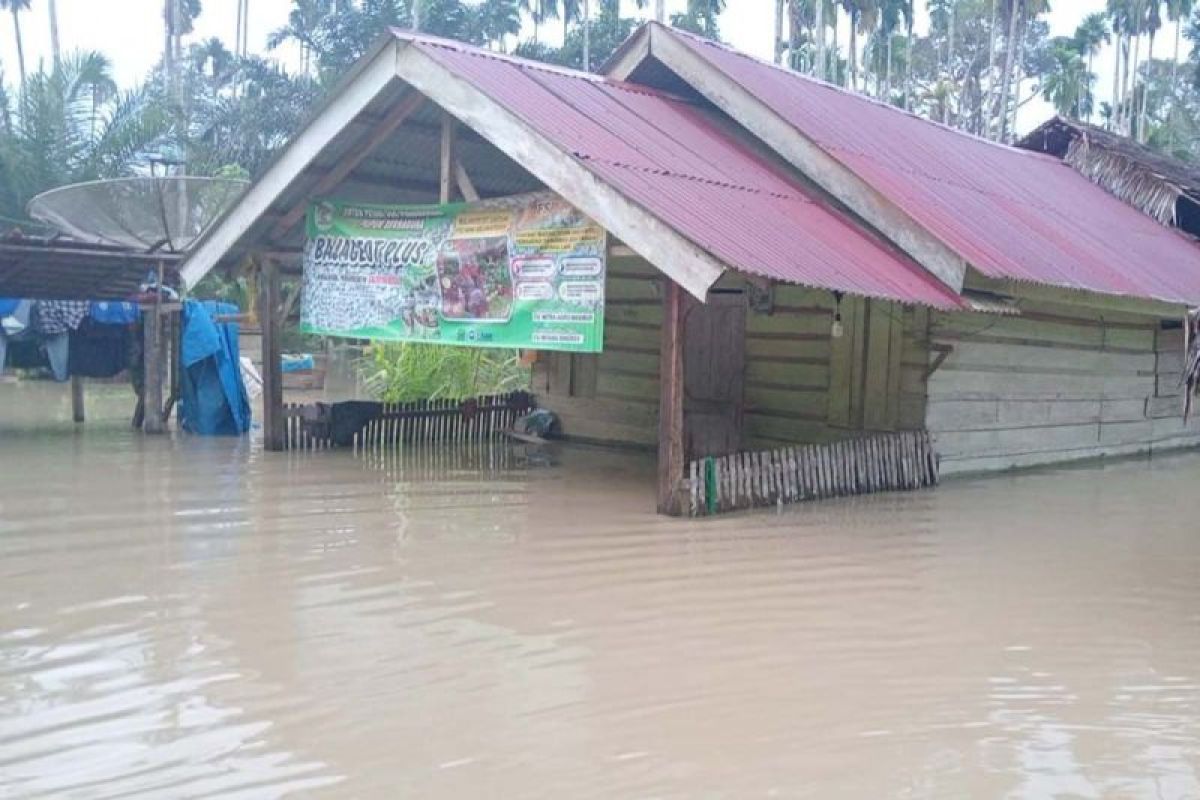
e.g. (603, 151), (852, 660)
(534, 251), (929, 449)
(925, 301), (1200, 475)
(532, 252), (662, 446)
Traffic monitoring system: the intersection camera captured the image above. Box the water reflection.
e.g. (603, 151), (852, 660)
(2, 383), (1200, 797)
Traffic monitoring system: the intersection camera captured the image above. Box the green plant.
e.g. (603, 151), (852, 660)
(361, 342), (530, 402)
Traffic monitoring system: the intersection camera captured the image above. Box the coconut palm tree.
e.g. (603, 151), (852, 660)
(0, 0), (32, 91)
(1074, 12), (1109, 122)
(0, 52), (168, 221)
(1042, 38), (1091, 119)
(1167, 0), (1194, 84)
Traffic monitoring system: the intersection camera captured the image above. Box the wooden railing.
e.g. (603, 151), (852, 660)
(687, 430), (939, 516)
(281, 391), (535, 451)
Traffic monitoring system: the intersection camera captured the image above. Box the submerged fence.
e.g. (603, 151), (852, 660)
(687, 430), (939, 516)
(281, 391), (536, 451)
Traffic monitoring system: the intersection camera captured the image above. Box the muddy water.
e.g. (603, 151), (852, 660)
(3, 385), (1200, 798)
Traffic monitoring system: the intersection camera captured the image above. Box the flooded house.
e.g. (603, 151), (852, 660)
(179, 23), (1200, 516)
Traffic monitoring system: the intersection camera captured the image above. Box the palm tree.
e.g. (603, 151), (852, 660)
(1043, 39), (1090, 118)
(1074, 12), (1109, 122)
(0, 0), (32, 91)
(1167, 0), (1194, 84)
(1139, 1), (1163, 141)
(479, 0), (521, 50)
(48, 0), (60, 66)
(1108, 0), (1132, 131)
(775, 0), (786, 63)
(0, 52), (168, 221)
(995, 0), (1050, 141)
(996, 0), (1023, 140)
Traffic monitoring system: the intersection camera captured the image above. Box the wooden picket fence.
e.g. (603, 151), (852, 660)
(281, 391), (535, 452)
(687, 430), (939, 516)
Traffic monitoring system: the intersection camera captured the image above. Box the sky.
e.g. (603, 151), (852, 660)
(0, 0), (1161, 135)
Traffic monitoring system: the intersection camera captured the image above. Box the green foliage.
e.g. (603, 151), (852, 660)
(362, 342), (530, 402)
(0, 52), (169, 223)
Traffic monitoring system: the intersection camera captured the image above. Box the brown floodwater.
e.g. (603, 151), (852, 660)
(3, 382), (1200, 798)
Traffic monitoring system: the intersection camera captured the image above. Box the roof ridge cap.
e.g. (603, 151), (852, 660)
(395, 27), (702, 104)
(652, 22), (1053, 160)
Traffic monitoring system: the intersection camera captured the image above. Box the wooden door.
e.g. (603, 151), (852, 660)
(684, 290), (746, 459)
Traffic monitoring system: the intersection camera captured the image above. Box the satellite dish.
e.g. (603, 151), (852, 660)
(28, 176), (248, 253)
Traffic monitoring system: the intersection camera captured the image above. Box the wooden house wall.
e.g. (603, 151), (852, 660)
(925, 300), (1200, 475)
(533, 252), (926, 449)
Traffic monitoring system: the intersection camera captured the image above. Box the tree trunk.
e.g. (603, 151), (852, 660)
(1174, 18), (1182, 87)
(848, 12), (858, 90)
(412, 0), (421, 31)
(1009, 12), (1028, 139)
(997, 0), (1020, 142)
(774, 0), (784, 63)
(657, 0), (666, 23)
(905, 15), (913, 110)
(832, 8), (839, 84)
(945, 5), (956, 124)
(885, 30), (893, 99)
(1140, 30), (1154, 142)
(1112, 33), (1123, 130)
(48, 0), (61, 67)
(816, 0), (826, 80)
(987, 0), (998, 135)
(583, 0), (591, 71)
(10, 7), (25, 91)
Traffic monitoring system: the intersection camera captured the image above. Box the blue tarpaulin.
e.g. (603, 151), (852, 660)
(178, 300), (251, 436)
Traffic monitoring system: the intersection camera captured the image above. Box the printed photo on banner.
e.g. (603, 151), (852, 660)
(300, 192), (606, 353)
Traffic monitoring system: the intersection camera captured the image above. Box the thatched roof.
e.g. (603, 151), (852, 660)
(1019, 117), (1200, 229)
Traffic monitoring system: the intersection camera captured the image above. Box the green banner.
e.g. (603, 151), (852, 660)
(299, 192), (606, 352)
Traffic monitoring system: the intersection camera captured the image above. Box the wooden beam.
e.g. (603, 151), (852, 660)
(142, 304), (165, 434)
(271, 91), (426, 241)
(440, 112), (456, 204)
(657, 278), (687, 516)
(396, 43), (726, 301)
(259, 258), (285, 452)
(71, 376), (84, 423)
(454, 160), (479, 202)
(963, 270), (1189, 319)
(181, 42), (401, 287)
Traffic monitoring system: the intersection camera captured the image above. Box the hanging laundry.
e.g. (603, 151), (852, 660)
(43, 332), (70, 382)
(34, 301), (89, 335)
(69, 318), (131, 378)
(88, 301), (140, 325)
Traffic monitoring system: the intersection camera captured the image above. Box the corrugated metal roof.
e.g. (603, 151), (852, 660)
(659, 26), (1200, 307)
(398, 32), (964, 309)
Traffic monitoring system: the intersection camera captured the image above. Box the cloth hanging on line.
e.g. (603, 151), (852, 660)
(69, 318), (131, 379)
(34, 301), (89, 335)
(89, 301), (140, 325)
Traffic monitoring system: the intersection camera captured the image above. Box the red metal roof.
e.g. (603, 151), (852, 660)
(397, 32), (964, 309)
(661, 26), (1200, 306)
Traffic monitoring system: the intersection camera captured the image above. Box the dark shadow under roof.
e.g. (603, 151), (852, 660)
(0, 233), (179, 301)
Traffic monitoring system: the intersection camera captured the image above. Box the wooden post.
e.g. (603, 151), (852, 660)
(142, 287), (166, 435)
(657, 278), (687, 516)
(259, 258), (285, 451)
(440, 112), (455, 205)
(71, 376), (85, 423)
